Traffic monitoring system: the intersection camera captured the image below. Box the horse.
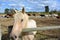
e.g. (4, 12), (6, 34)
(10, 7), (37, 40)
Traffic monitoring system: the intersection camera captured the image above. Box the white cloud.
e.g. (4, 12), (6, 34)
(8, 4), (17, 6)
(1, 0), (21, 4)
(18, 4), (25, 7)
(38, 4), (45, 7)
(0, 3), (5, 6)
(42, 0), (56, 5)
(1, 3), (5, 5)
(27, 0), (38, 3)
(50, 3), (57, 10)
(51, 3), (56, 7)
(49, 1), (57, 8)
(26, 7), (32, 9)
(43, 1), (49, 4)
(0, 0), (59, 12)
(31, 1), (38, 3)
(0, 0), (6, 2)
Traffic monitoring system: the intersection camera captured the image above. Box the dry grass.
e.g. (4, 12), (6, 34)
(1, 17), (60, 40)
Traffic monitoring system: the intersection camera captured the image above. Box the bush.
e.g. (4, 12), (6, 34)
(58, 12), (60, 16)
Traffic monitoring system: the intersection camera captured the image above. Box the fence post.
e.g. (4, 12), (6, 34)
(0, 24), (2, 40)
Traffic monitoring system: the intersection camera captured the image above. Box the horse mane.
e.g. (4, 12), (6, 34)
(10, 7), (37, 40)
(13, 7), (29, 28)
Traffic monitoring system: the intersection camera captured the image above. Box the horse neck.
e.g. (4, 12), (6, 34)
(23, 13), (29, 28)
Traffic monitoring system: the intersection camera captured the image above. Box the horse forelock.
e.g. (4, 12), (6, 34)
(13, 11), (29, 29)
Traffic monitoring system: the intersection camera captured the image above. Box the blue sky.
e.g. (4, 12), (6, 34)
(0, 0), (60, 13)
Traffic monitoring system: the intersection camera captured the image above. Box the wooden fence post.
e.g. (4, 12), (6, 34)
(0, 24), (2, 40)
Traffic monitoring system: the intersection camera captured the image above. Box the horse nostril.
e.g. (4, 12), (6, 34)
(15, 36), (17, 38)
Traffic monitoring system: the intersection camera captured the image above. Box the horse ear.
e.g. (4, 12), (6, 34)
(14, 9), (18, 13)
(22, 7), (25, 14)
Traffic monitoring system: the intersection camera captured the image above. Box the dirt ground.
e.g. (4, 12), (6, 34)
(0, 17), (60, 40)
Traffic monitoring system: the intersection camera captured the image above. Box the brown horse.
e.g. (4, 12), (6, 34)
(10, 7), (37, 40)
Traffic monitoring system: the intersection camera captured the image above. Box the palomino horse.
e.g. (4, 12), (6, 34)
(10, 7), (37, 40)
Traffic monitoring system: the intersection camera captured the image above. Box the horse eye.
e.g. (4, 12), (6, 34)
(21, 19), (23, 22)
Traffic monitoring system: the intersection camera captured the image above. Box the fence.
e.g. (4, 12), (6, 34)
(1, 25), (60, 40)
(22, 26), (60, 40)
(22, 26), (60, 32)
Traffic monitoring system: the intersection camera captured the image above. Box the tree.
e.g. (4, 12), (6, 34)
(4, 8), (9, 14)
(53, 10), (57, 13)
(4, 8), (16, 14)
(45, 6), (49, 12)
(58, 12), (60, 16)
(9, 9), (15, 14)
